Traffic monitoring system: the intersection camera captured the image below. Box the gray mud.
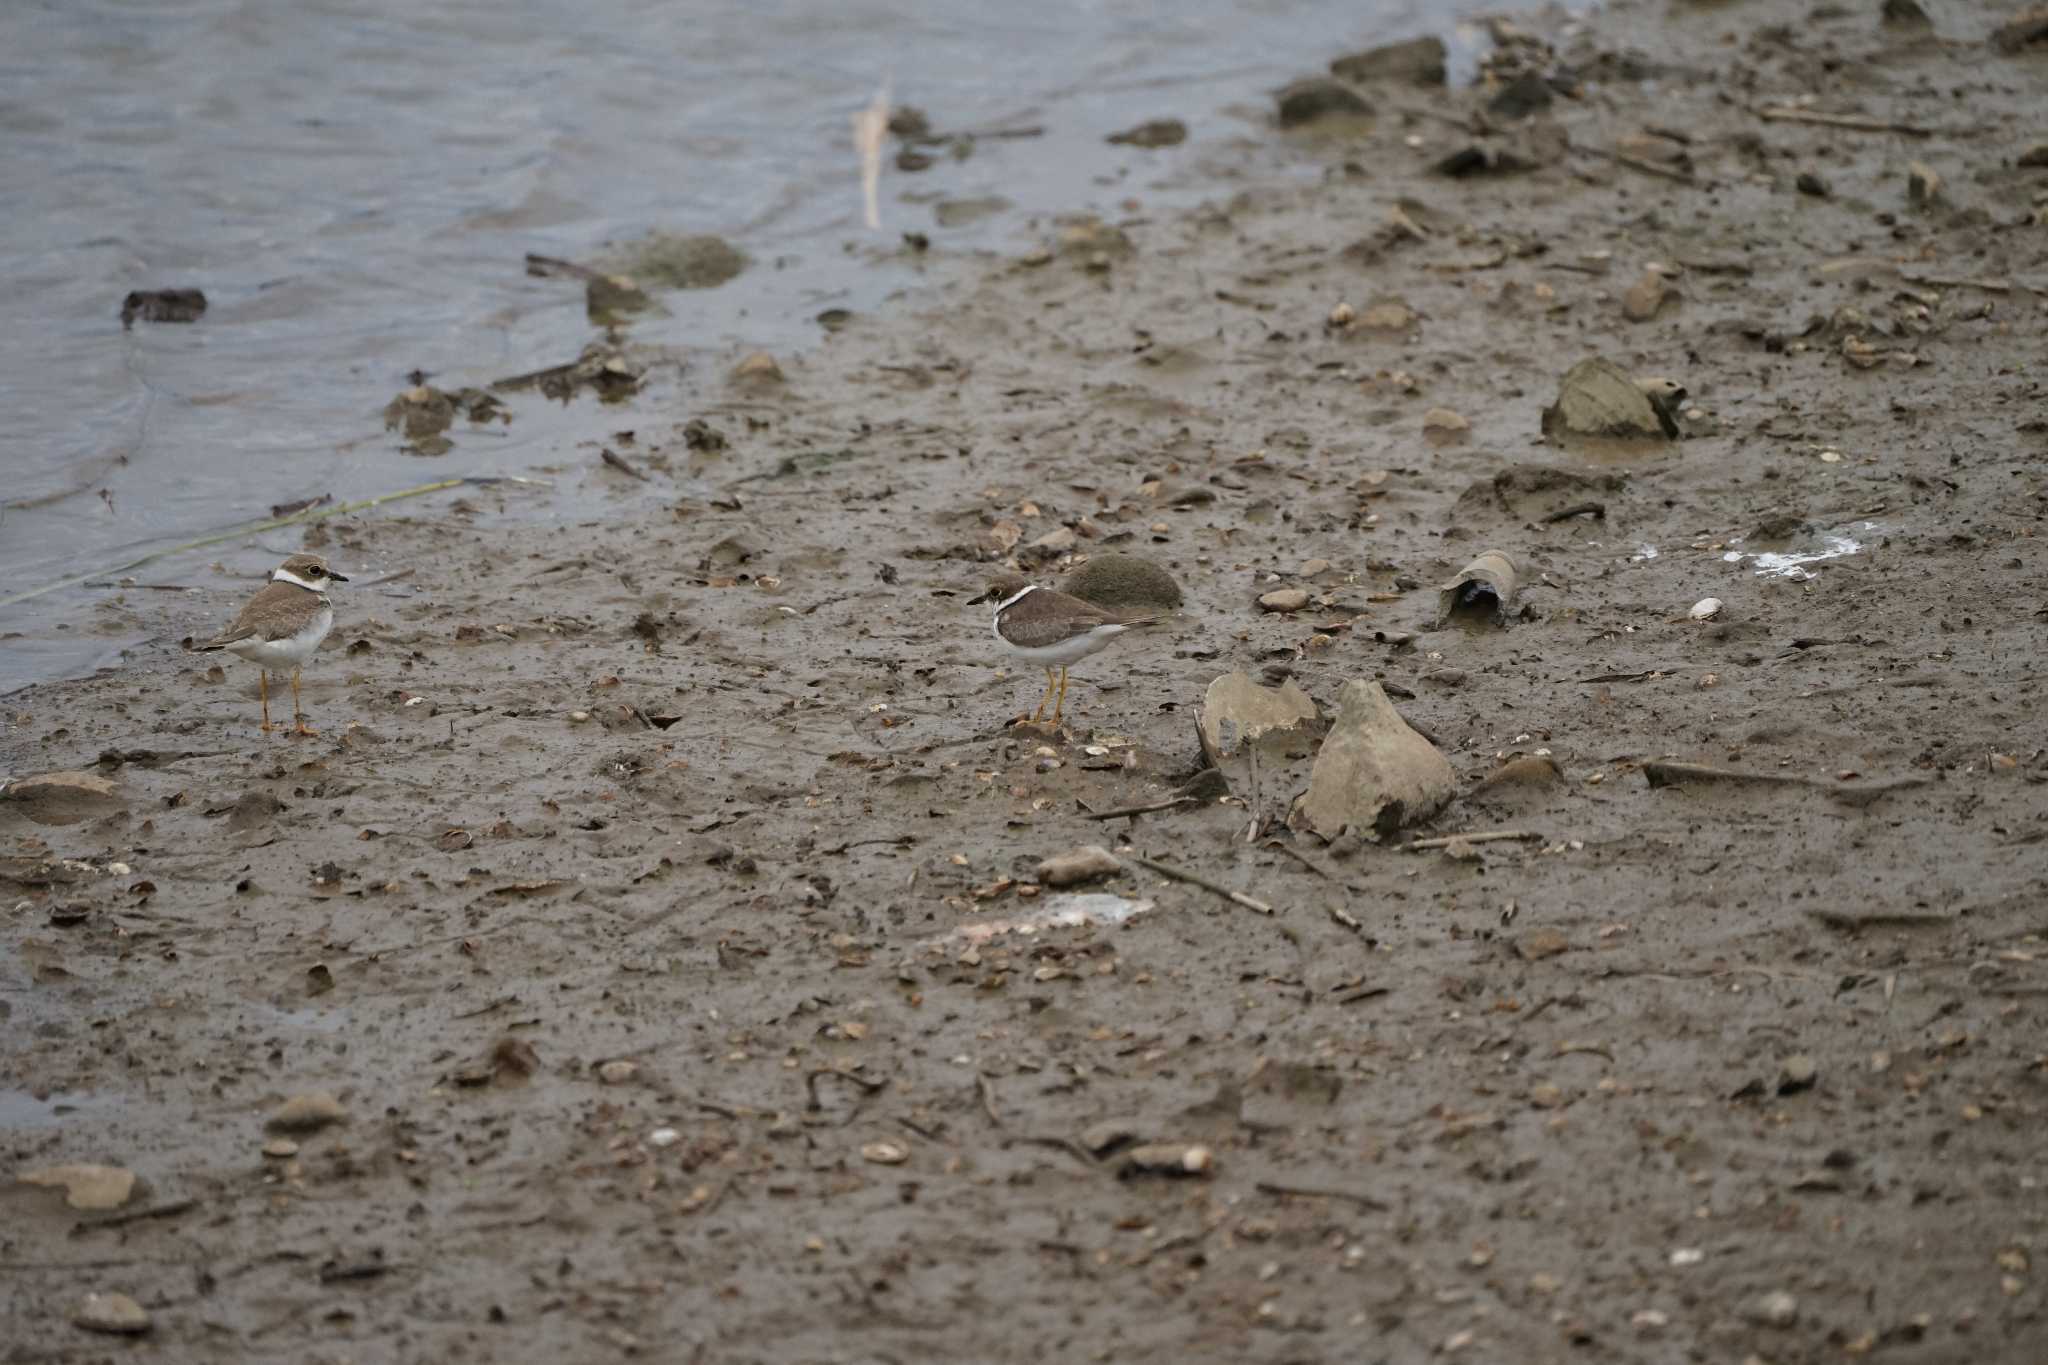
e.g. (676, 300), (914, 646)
(5, 2), (2048, 1360)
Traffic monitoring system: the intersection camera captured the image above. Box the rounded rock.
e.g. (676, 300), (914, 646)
(73, 1292), (150, 1336)
(1750, 1290), (1799, 1327)
(1061, 553), (1183, 610)
(1258, 588), (1311, 613)
(266, 1091), (347, 1135)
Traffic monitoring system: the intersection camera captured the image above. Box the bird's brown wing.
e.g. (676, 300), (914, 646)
(999, 588), (1160, 648)
(199, 582), (315, 649)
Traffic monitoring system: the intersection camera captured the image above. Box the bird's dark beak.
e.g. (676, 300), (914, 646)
(966, 587), (994, 605)
(328, 571), (350, 583)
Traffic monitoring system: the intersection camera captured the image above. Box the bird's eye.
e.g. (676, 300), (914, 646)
(307, 566), (324, 577)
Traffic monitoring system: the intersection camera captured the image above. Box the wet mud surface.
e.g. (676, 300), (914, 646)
(6, 3), (2048, 1360)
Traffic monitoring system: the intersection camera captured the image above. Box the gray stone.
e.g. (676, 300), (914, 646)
(1036, 846), (1123, 888)
(1197, 673), (1318, 766)
(266, 1091), (347, 1134)
(1276, 77), (1370, 128)
(1330, 36), (1447, 86)
(1906, 161), (1942, 208)
(1541, 358), (1671, 441)
(1290, 680), (1454, 838)
(16, 1163), (137, 1211)
(73, 1292), (150, 1335)
(1749, 1290), (1800, 1327)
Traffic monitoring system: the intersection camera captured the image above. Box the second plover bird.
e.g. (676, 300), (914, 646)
(198, 553), (347, 735)
(975, 573), (1162, 727)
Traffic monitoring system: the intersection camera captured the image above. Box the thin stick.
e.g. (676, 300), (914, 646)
(523, 252), (603, 281)
(1750, 105), (1945, 137)
(1541, 501), (1606, 523)
(74, 1198), (198, 1232)
(1899, 273), (2014, 294)
(976, 1074), (1003, 1127)
(1081, 795), (1197, 821)
(1404, 830), (1538, 851)
(1807, 908), (1954, 930)
(1264, 839), (1337, 882)
(601, 448), (649, 481)
(1574, 145), (1699, 186)
(1128, 854), (1274, 915)
(1254, 1181), (1389, 1211)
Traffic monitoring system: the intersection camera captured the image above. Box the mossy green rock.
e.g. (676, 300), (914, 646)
(1061, 554), (1183, 610)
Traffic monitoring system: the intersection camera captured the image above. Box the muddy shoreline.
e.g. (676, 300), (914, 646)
(6, 2), (2048, 1360)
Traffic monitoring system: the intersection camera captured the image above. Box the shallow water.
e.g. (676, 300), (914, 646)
(1723, 523), (1875, 580)
(0, 0), (1491, 695)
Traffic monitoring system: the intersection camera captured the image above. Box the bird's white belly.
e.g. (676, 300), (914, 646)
(227, 608), (332, 670)
(996, 621), (1127, 667)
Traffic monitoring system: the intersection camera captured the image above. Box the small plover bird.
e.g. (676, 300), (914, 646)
(198, 553), (347, 735)
(975, 573), (1162, 727)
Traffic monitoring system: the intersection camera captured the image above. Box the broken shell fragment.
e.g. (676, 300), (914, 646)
(1118, 1142), (1213, 1177)
(1436, 551), (1521, 627)
(1689, 597), (1723, 621)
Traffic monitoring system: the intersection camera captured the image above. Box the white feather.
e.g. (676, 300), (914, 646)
(224, 604), (333, 670)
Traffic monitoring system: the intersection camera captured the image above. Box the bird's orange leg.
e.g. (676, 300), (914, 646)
(1029, 667), (1058, 723)
(291, 667), (318, 737)
(258, 672), (274, 734)
(1050, 667), (1070, 726)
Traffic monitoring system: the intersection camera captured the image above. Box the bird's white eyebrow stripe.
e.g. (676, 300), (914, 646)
(994, 584), (1037, 612)
(273, 570), (323, 591)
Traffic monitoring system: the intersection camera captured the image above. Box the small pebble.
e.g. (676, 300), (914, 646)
(73, 1292), (150, 1336)
(597, 1059), (638, 1085)
(266, 1091), (347, 1134)
(648, 1127), (680, 1148)
(1750, 1290), (1799, 1327)
(1258, 588), (1310, 613)
(1689, 597), (1723, 621)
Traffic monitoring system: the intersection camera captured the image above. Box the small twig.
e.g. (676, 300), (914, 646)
(1254, 1181), (1389, 1211)
(1003, 1134), (1099, 1168)
(1392, 102), (1479, 133)
(1243, 744), (1263, 844)
(601, 448), (649, 481)
(1327, 906), (1364, 934)
(1080, 796), (1197, 821)
(804, 1067), (888, 1117)
(73, 1198), (198, 1232)
(1642, 761), (1932, 807)
(1807, 908), (1954, 931)
(1750, 105), (1947, 137)
(977, 1074), (1003, 1127)
(524, 252), (604, 281)
(1265, 839), (1337, 881)
(1128, 854), (1274, 915)
(1541, 501), (1606, 523)
(1899, 273), (2013, 295)
(1404, 830), (1538, 851)
(353, 568), (417, 589)
(1574, 144), (1700, 185)
(823, 835), (917, 855)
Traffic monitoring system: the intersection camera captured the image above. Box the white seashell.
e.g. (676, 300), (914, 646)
(1689, 597), (1723, 621)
